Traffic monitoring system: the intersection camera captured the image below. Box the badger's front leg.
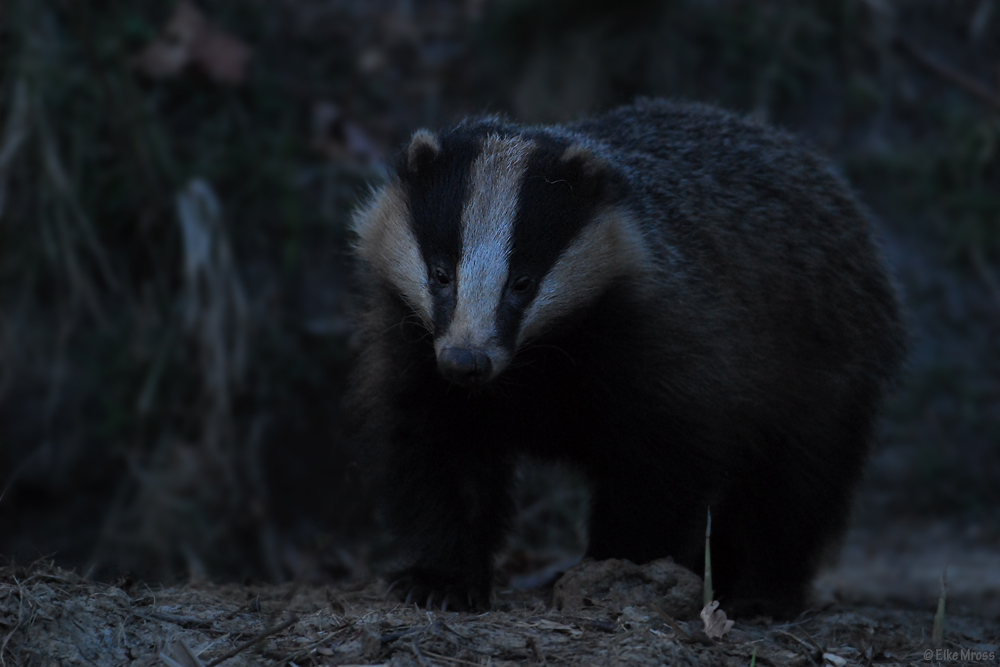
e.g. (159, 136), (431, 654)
(382, 429), (515, 611)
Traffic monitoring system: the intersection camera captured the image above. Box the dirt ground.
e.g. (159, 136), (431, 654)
(3, 522), (997, 667)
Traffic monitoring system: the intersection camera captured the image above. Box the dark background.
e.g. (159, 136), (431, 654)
(0, 0), (997, 600)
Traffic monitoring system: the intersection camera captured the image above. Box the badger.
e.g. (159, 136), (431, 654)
(347, 99), (907, 617)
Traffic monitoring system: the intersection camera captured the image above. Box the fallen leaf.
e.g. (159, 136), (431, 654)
(131, 1), (203, 79)
(159, 639), (206, 667)
(699, 600), (734, 639)
(823, 652), (847, 667)
(311, 102), (382, 168)
(528, 619), (583, 638)
(131, 1), (251, 85)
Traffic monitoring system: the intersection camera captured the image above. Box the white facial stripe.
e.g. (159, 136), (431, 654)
(443, 134), (533, 349)
(518, 207), (650, 345)
(352, 183), (433, 325)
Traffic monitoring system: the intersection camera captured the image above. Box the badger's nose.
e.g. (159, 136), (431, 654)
(437, 347), (493, 386)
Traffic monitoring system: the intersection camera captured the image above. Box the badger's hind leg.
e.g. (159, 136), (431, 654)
(710, 409), (873, 618)
(583, 441), (717, 574)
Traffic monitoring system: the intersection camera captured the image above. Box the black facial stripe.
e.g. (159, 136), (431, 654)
(400, 131), (482, 334)
(497, 136), (607, 347)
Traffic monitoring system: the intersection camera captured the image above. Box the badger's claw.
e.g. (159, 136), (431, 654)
(385, 568), (487, 612)
(385, 576), (411, 600)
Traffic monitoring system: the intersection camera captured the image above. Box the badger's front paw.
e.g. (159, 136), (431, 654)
(386, 566), (490, 612)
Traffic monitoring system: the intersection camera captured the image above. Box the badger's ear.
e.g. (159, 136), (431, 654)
(558, 142), (619, 201)
(559, 142), (605, 175)
(404, 129), (441, 174)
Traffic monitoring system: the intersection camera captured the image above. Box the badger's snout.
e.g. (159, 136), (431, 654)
(437, 347), (493, 386)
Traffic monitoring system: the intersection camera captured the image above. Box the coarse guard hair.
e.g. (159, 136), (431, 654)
(347, 99), (908, 617)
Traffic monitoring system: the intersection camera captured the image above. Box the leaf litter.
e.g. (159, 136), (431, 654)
(1, 559), (996, 667)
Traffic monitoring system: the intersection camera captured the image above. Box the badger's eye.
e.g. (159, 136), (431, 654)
(433, 267), (451, 286)
(511, 275), (532, 294)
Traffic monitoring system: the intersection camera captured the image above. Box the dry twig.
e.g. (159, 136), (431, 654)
(411, 637), (432, 667)
(893, 34), (1000, 113)
(651, 603), (691, 641)
(134, 609), (214, 628)
(203, 615), (300, 667)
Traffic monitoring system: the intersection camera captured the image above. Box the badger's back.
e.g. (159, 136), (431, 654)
(347, 99), (907, 617)
(567, 100), (905, 419)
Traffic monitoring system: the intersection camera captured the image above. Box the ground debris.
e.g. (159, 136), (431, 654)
(553, 557), (702, 619)
(0, 560), (996, 666)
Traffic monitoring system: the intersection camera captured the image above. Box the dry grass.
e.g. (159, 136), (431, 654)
(0, 0), (379, 582)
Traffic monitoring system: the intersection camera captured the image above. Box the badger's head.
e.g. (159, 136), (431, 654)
(352, 123), (650, 387)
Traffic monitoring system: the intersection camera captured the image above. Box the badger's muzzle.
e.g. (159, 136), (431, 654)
(437, 347), (494, 386)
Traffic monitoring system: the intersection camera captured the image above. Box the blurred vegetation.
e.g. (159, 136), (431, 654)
(0, 0), (997, 583)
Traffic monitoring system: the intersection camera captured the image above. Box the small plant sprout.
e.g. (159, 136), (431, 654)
(704, 507), (713, 608)
(933, 564), (947, 649)
(750, 645), (758, 667)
